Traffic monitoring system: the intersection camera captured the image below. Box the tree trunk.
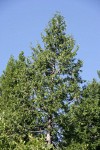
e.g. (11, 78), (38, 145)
(46, 116), (52, 145)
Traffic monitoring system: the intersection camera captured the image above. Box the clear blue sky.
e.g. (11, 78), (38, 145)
(0, 0), (100, 81)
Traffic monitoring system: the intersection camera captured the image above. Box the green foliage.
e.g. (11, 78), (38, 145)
(65, 80), (100, 150)
(15, 135), (55, 150)
(0, 134), (56, 150)
(64, 142), (89, 150)
(30, 13), (83, 145)
(0, 52), (37, 148)
(1, 13), (100, 150)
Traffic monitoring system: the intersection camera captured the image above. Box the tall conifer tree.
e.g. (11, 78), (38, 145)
(0, 52), (36, 148)
(31, 13), (83, 146)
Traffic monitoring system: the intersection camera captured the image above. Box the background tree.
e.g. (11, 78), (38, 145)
(0, 52), (37, 149)
(66, 79), (100, 150)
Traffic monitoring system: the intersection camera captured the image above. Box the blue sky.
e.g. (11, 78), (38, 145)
(0, 0), (100, 81)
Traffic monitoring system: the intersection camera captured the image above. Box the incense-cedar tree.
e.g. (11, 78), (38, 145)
(30, 13), (83, 147)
